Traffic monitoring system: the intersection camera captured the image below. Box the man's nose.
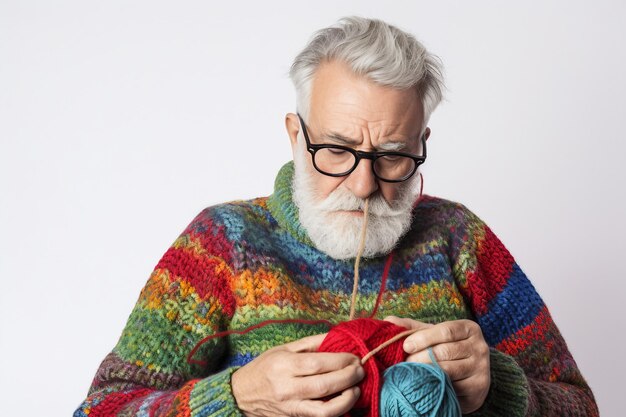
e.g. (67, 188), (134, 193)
(344, 158), (379, 199)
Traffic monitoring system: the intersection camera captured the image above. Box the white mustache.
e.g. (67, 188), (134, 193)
(315, 186), (409, 218)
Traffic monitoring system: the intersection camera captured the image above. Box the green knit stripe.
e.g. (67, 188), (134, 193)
(115, 306), (205, 374)
(378, 280), (472, 322)
(230, 304), (342, 328)
(451, 212), (485, 288)
(230, 321), (331, 355)
(116, 267), (227, 375)
(189, 368), (245, 417)
(266, 161), (314, 246)
(469, 349), (529, 417)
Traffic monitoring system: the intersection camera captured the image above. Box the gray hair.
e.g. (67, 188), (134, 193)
(289, 17), (445, 126)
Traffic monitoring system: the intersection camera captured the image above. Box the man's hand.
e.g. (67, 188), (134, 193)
(231, 333), (365, 417)
(384, 316), (491, 414)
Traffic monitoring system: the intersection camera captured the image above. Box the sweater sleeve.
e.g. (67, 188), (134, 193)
(449, 205), (598, 417)
(73, 208), (245, 417)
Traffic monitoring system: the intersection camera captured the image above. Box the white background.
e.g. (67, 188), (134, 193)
(1, 1), (624, 416)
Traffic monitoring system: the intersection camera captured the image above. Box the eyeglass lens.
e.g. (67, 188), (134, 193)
(313, 148), (417, 181)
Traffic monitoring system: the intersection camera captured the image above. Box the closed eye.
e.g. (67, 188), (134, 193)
(380, 154), (401, 161)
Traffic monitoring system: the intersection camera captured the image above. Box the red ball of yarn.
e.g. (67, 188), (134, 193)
(318, 318), (409, 417)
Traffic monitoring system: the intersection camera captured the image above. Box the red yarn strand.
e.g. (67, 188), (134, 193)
(187, 318), (334, 366)
(369, 252), (393, 318)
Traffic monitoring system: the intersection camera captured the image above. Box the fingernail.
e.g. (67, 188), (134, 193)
(356, 366), (365, 379)
(404, 341), (415, 354)
(354, 386), (361, 397)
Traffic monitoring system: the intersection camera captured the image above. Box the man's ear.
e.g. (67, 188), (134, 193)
(285, 113), (300, 148)
(424, 127), (431, 141)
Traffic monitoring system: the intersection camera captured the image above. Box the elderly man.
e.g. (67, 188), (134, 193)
(75, 17), (598, 417)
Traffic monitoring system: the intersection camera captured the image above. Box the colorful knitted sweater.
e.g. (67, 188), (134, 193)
(75, 162), (598, 417)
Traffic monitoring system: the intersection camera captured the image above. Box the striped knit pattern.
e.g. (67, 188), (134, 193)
(74, 162), (598, 417)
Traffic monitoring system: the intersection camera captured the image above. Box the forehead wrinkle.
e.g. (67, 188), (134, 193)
(322, 131), (360, 145)
(366, 119), (412, 139)
(366, 123), (418, 152)
(313, 110), (419, 149)
(320, 123), (417, 150)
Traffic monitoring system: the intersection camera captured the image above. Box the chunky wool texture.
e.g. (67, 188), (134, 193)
(381, 352), (460, 417)
(75, 162), (598, 417)
(319, 319), (409, 414)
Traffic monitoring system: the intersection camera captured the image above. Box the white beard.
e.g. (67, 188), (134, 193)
(292, 136), (420, 260)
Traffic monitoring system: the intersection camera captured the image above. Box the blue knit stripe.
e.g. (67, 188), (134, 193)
(477, 264), (545, 345)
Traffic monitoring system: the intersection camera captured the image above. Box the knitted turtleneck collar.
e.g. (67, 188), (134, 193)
(266, 161), (315, 246)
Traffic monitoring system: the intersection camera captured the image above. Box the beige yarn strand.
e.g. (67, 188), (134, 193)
(349, 199), (370, 321)
(346, 198), (419, 364)
(360, 328), (419, 364)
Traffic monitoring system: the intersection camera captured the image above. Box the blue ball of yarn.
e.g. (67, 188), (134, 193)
(380, 350), (461, 417)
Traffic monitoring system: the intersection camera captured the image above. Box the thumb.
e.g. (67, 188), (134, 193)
(286, 333), (328, 352)
(384, 315), (434, 331)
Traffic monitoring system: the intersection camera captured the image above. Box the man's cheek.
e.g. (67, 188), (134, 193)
(316, 184), (342, 202)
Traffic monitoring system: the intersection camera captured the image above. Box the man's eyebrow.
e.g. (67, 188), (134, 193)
(321, 132), (417, 151)
(377, 141), (407, 152)
(322, 132), (360, 145)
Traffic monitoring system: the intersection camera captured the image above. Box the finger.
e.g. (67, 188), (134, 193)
(286, 333), (329, 353)
(436, 357), (476, 382)
(291, 352), (363, 377)
(406, 339), (473, 363)
(384, 315), (434, 331)
(403, 353), (474, 385)
(293, 386), (361, 417)
(403, 321), (472, 354)
(295, 362), (365, 399)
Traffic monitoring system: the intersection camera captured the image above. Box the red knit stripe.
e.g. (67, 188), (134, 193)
(147, 391), (175, 415)
(465, 226), (514, 315)
(88, 388), (152, 417)
(496, 306), (553, 356)
(183, 212), (234, 264)
(156, 246), (236, 316)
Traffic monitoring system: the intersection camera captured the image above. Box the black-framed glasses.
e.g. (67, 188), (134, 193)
(297, 113), (427, 183)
